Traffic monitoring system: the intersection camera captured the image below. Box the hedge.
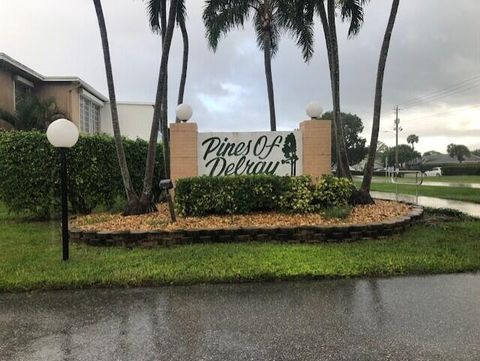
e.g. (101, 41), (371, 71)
(441, 164), (480, 176)
(0, 131), (164, 218)
(175, 175), (354, 216)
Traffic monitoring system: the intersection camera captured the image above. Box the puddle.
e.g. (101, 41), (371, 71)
(371, 191), (480, 218)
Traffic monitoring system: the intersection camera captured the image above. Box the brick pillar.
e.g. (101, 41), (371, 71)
(170, 122), (198, 183)
(299, 119), (332, 180)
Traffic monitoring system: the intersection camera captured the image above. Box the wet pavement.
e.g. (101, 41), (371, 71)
(371, 191), (480, 217)
(1, 273), (480, 361)
(420, 181), (480, 189)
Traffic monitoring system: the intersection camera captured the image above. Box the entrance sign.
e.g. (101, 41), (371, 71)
(198, 131), (303, 177)
(169, 120), (331, 183)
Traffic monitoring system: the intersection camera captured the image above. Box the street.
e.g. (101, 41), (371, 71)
(1, 274), (480, 361)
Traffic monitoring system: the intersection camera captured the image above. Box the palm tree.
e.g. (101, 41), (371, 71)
(407, 134), (419, 151)
(360, 0), (400, 198)
(304, 0), (369, 179)
(176, 2), (189, 113)
(203, 0), (314, 132)
(93, 0), (141, 215)
(146, 0), (189, 122)
(140, 0), (179, 212)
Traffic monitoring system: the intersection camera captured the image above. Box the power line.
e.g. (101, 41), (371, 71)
(400, 75), (480, 109)
(403, 105), (480, 122)
(402, 83), (480, 109)
(401, 74), (480, 106)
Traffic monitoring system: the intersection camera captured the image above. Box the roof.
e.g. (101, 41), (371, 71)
(0, 53), (108, 102)
(422, 153), (480, 164)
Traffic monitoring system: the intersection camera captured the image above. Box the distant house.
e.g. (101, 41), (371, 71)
(421, 153), (480, 166)
(0, 52), (108, 133)
(0, 53), (153, 140)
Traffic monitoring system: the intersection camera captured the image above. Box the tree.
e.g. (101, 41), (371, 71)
(0, 96), (65, 131)
(140, 0), (179, 212)
(381, 145), (420, 167)
(302, 0), (369, 179)
(323, 111), (367, 166)
(93, 0), (141, 215)
(203, 0), (314, 132)
(146, 0), (189, 122)
(281, 133), (299, 176)
(447, 144), (471, 163)
(407, 134), (419, 151)
(360, 0), (400, 200)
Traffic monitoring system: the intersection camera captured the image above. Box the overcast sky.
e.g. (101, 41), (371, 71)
(1, 0), (479, 153)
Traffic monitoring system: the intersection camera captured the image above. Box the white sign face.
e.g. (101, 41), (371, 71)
(198, 131), (303, 177)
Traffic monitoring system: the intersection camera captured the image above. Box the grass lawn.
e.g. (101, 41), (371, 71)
(364, 175), (480, 185)
(1, 202), (480, 292)
(354, 181), (480, 204)
(422, 175), (480, 183)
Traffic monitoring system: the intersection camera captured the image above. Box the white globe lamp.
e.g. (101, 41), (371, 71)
(176, 104), (193, 122)
(46, 118), (79, 261)
(47, 118), (79, 148)
(306, 101), (323, 120)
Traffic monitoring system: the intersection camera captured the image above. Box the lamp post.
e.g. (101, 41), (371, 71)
(306, 101), (323, 120)
(46, 119), (79, 261)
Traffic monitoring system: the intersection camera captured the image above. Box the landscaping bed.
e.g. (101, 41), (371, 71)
(70, 200), (422, 247)
(74, 200), (413, 232)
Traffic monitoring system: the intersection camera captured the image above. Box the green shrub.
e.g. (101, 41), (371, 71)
(312, 175), (355, 209)
(175, 175), (354, 217)
(441, 164), (480, 176)
(0, 131), (164, 218)
(276, 176), (314, 213)
(175, 175), (284, 216)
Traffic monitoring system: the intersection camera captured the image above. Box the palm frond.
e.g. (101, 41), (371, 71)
(277, 0), (315, 61)
(253, 7), (280, 57)
(145, 0), (166, 33)
(176, 0), (187, 26)
(338, 0), (369, 37)
(203, 0), (255, 51)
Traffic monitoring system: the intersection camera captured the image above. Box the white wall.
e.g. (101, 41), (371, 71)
(101, 102), (154, 141)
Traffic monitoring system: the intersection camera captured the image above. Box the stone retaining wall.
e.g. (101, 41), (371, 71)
(70, 206), (424, 248)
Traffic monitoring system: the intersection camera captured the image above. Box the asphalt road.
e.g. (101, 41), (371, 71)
(1, 274), (480, 361)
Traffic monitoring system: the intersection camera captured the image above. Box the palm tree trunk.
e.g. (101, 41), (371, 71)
(327, 0), (351, 179)
(92, 0), (141, 214)
(160, 1), (170, 179)
(176, 18), (189, 119)
(263, 32), (277, 131)
(361, 0), (400, 196)
(140, 0), (178, 211)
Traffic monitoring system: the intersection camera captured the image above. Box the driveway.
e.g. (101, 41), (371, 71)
(1, 274), (480, 361)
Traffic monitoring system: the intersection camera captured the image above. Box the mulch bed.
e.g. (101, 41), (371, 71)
(73, 200), (413, 233)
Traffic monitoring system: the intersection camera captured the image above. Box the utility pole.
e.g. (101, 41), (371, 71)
(394, 106), (402, 172)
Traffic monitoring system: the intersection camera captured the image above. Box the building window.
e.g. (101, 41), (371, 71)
(14, 80), (32, 110)
(80, 95), (101, 134)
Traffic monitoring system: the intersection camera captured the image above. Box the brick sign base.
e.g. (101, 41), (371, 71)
(70, 206), (424, 248)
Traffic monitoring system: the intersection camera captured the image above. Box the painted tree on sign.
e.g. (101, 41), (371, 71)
(281, 133), (299, 176)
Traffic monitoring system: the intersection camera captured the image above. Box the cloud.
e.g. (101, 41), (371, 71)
(0, 0), (478, 152)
